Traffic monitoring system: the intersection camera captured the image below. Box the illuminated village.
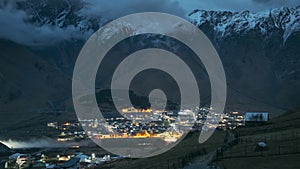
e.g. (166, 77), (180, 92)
(50, 107), (246, 143)
(71, 107), (195, 143)
(1, 107), (249, 168)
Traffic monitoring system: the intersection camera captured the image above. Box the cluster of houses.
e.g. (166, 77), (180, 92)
(47, 122), (87, 142)
(47, 110), (270, 143)
(218, 111), (245, 130)
(219, 111), (269, 130)
(4, 152), (122, 169)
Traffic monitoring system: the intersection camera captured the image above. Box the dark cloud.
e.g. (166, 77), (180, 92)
(0, 0), (185, 46)
(0, 2), (92, 46)
(253, 0), (271, 3)
(79, 0), (185, 21)
(252, 0), (300, 8)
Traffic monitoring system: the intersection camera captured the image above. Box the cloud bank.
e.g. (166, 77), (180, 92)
(0, 0), (185, 46)
(79, 0), (185, 21)
(0, 2), (92, 46)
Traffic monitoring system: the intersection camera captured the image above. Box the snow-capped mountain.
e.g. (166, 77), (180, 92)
(2, 1), (300, 45)
(15, 0), (97, 31)
(0, 1), (300, 132)
(188, 6), (300, 43)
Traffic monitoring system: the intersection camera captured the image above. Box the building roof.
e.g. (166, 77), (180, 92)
(55, 157), (80, 168)
(245, 112), (268, 122)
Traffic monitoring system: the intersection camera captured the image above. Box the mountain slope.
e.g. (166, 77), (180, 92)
(188, 7), (300, 114)
(0, 39), (73, 131)
(0, 1), (300, 122)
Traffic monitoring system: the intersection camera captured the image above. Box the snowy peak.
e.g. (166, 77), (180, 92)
(17, 0), (83, 28)
(2, 1), (300, 46)
(188, 6), (300, 43)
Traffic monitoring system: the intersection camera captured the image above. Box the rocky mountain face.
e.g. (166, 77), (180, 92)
(15, 0), (97, 32)
(188, 6), (300, 43)
(0, 1), (300, 131)
(188, 7), (300, 114)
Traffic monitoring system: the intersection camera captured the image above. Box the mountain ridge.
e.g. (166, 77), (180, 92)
(188, 6), (300, 43)
(3, 1), (299, 45)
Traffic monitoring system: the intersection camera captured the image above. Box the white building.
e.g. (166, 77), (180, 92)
(245, 112), (269, 124)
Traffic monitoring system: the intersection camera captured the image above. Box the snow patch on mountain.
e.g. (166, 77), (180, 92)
(188, 6), (300, 43)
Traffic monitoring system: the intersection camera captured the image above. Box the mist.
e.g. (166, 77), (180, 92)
(0, 2), (92, 46)
(0, 138), (68, 149)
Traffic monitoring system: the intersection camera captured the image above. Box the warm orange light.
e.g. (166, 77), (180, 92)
(63, 122), (71, 126)
(121, 107), (154, 113)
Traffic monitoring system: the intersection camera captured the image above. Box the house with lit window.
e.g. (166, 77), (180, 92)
(54, 157), (80, 169)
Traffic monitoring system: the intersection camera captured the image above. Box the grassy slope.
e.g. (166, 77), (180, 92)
(215, 110), (300, 169)
(100, 131), (226, 169)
